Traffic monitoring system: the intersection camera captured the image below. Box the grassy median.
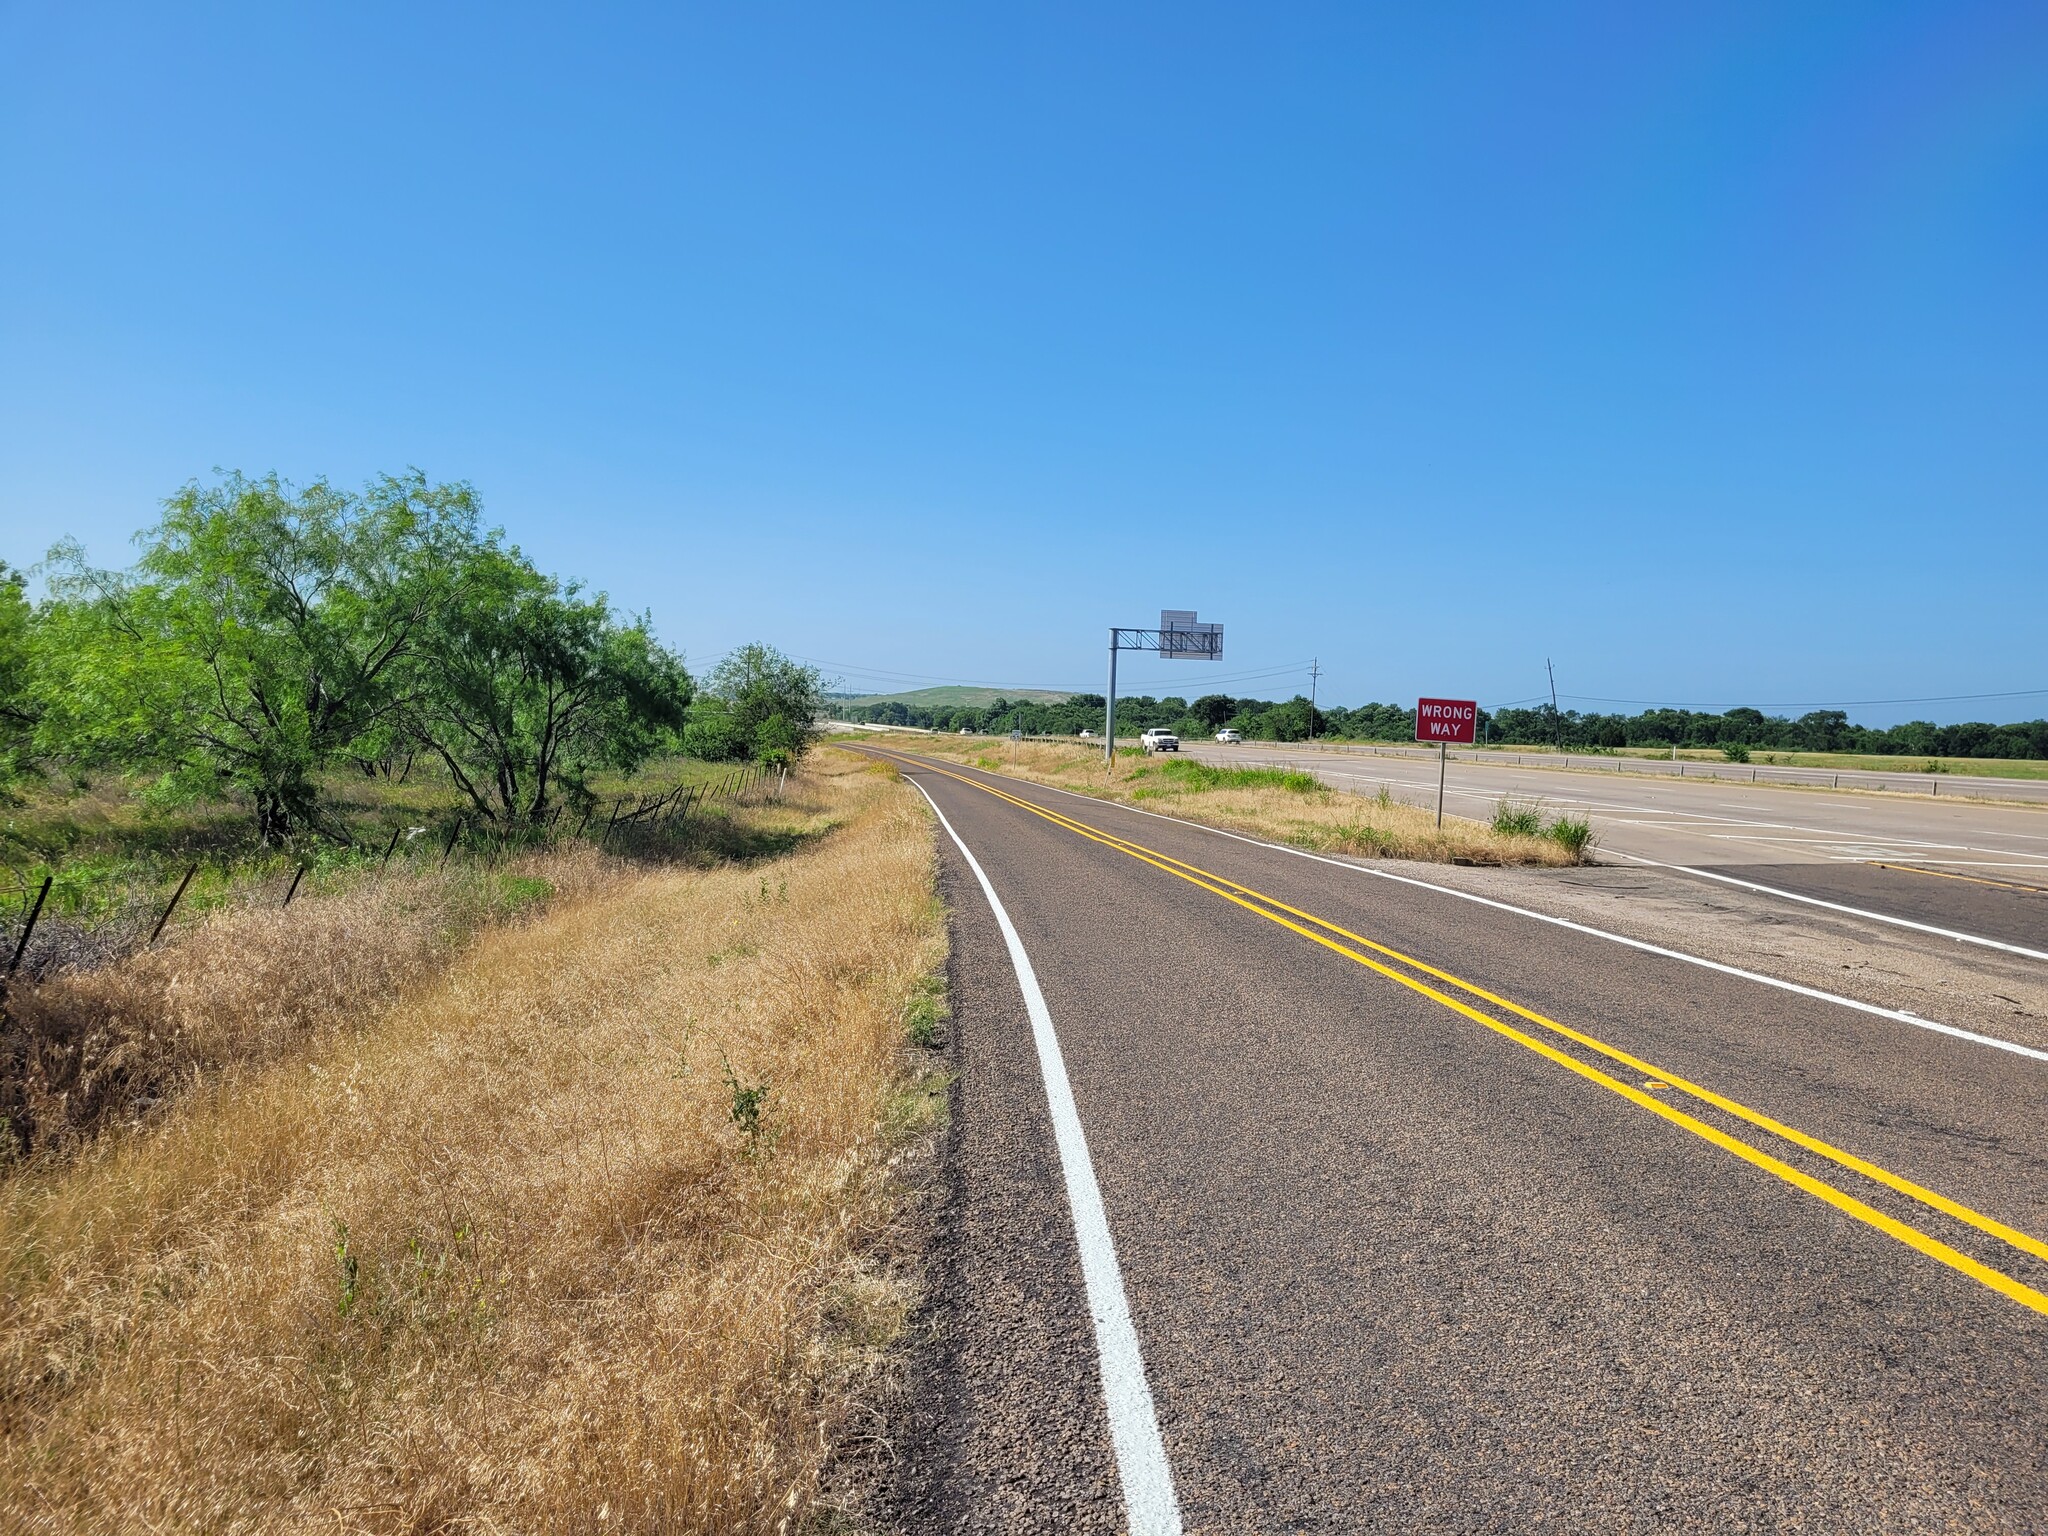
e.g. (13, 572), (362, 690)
(0, 749), (943, 1531)
(854, 735), (1593, 866)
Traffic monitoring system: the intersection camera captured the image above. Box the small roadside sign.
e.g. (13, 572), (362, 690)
(1416, 697), (1477, 828)
(1416, 698), (1478, 745)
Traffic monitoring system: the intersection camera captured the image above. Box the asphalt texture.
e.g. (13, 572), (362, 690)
(1178, 742), (2048, 945)
(874, 749), (2048, 1534)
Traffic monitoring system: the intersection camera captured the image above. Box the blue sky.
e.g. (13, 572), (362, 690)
(2, 2), (2043, 723)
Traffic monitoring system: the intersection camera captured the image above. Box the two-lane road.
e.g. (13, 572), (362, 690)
(873, 747), (2048, 1533)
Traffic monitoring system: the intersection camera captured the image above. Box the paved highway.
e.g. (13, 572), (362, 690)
(867, 747), (2048, 1533)
(1184, 740), (2048, 953)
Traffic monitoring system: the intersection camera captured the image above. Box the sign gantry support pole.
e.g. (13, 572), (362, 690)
(1103, 613), (1224, 772)
(1105, 628), (1118, 769)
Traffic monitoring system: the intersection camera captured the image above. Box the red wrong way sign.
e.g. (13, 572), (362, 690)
(1416, 697), (1478, 745)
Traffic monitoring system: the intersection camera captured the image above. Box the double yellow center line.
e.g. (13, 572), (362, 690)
(882, 749), (2048, 1321)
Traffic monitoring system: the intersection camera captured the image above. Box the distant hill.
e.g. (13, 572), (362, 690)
(838, 685), (1073, 709)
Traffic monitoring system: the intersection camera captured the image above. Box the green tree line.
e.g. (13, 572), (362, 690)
(831, 691), (2048, 759)
(0, 473), (825, 841)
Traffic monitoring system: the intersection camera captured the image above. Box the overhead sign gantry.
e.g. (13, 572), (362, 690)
(1103, 610), (1224, 767)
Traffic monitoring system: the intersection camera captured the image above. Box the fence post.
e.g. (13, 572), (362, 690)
(601, 797), (625, 848)
(282, 865), (308, 907)
(149, 864), (200, 946)
(442, 821), (463, 868)
(7, 874), (53, 976)
(380, 826), (403, 865)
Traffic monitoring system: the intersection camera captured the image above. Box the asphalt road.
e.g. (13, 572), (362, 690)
(870, 748), (2048, 1534)
(1182, 741), (2048, 951)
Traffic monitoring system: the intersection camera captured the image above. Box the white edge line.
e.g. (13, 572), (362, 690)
(1596, 849), (2048, 963)
(906, 776), (1183, 1535)
(898, 758), (2048, 1068)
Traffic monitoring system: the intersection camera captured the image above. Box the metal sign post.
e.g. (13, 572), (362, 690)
(1103, 611), (1224, 770)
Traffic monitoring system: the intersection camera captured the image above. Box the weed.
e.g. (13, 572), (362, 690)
(721, 1051), (772, 1156)
(1491, 798), (1544, 837)
(1722, 743), (1750, 763)
(1545, 816), (1596, 860)
(902, 973), (947, 1048)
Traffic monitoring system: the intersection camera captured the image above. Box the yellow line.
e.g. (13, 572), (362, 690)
(872, 747), (2048, 1321)
(1868, 862), (2048, 896)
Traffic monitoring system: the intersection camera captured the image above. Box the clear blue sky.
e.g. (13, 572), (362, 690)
(3, 3), (2043, 723)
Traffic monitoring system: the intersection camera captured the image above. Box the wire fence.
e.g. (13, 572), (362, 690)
(1, 759), (791, 986)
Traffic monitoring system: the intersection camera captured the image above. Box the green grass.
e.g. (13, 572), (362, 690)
(1127, 758), (1321, 797)
(1490, 799), (1544, 837)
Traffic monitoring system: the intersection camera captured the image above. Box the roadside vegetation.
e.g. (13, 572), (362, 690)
(0, 749), (945, 1529)
(868, 735), (1594, 867)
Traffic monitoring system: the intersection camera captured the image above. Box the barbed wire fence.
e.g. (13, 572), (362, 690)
(1, 758), (792, 990)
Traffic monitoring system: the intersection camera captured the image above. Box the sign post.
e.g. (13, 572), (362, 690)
(1415, 697), (1478, 828)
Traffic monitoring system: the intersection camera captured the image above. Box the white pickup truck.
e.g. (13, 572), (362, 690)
(1139, 728), (1180, 753)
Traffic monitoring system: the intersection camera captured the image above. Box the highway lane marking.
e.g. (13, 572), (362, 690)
(1236, 760), (2048, 868)
(1602, 851), (2048, 962)
(1267, 759), (2048, 945)
(940, 757), (2048, 1064)
(888, 755), (2048, 1321)
(904, 776), (1183, 1535)
(1870, 864), (2048, 895)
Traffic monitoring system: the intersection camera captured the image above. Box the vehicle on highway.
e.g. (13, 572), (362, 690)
(1214, 728), (1242, 744)
(1140, 728), (1180, 752)
(1078, 728), (1094, 738)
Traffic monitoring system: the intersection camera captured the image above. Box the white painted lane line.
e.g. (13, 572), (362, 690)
(1599, 851), (2048, 962)
(958, 767), (2048, 1065)
(907, 777), (1183, 1535)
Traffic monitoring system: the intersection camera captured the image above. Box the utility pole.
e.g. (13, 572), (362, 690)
(1307, 658), (1322, 743)
(1546, 658), (1562, 752)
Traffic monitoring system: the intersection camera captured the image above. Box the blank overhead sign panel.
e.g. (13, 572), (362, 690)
(1416, 698), (1478, 745)
(1159, 609), (1223, 660)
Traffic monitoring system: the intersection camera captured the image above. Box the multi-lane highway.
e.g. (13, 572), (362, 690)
(1185, 740), (2048, 953)
(867, 746), (2048, 1533)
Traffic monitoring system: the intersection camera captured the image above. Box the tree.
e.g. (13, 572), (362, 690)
(0, 563), (37, 780)
(402, 546), (691, 825)
(35, 472), (476, 841)
(684, 645), (824, 765)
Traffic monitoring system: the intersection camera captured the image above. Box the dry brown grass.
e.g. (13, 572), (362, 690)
(859, 735), (1585, 866)
(0, 749), (944, 1533)
(1, 851), (614, 1157)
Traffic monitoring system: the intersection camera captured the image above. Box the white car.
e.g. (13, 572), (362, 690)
(1214, 729), (1242, 744)
(1139, 728), (1180, 753)
(1078, 728), (1094, 738)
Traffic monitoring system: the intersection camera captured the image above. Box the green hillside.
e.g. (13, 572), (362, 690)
(837, 685), (1072, 709)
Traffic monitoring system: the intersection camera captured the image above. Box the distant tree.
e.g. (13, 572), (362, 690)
(684, 644), (824, 765)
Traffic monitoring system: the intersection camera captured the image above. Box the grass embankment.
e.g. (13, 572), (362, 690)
(0, 756), (747, 964)
(0, 749), (944, 1531)
(865, 735), (1592, 866)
